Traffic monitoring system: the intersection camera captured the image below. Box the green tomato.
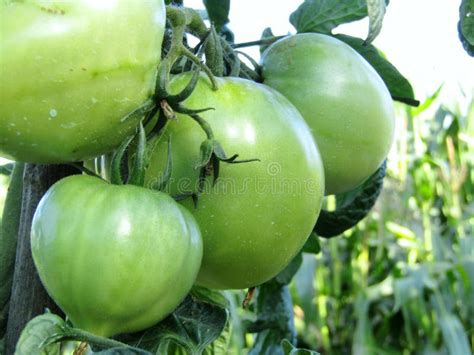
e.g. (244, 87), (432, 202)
(261, 33), (395, 195)
(145, 74), (325, 290)
(0, 0), (165, 163)
(31, 175), (203, 337)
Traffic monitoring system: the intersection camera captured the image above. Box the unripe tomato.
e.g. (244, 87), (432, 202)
(31, 175), (203, 337)
(0, 0), (165, 163)
(261, 33), (395, 195)
(145, 74), (325, 290)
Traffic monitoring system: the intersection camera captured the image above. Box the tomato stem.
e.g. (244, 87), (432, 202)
(58, 327), (140, 352)
(164, 6), (217, 90)
(232, 35), (286, 49)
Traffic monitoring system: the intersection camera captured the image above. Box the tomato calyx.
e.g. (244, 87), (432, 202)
(195, 138), (260, 193)
(157, 6), (218, 96)
(110, 122), (148, 187)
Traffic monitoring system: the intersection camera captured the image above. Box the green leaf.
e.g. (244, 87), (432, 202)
(190, 286), (229, 308)
(281, 339), (320, 354)
(248, 282), (295, 355)
(118, 293), (228, 354)
(334, 34), (419, 106)
(314, 160), (386, 238)
(203, 0), (230, 32)
(202, 320), (232, 355)
(365, 0), (386, 44)
(459, 0), (474, 56)
(15, 313), (65, 355)
(290, 0), (368, 34)
(410, 84), (443, 117)
(301, 234), (321, 254)
(275, 253), (303, 285)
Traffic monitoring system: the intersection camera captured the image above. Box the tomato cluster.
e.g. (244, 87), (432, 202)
(1, 1), (394, 339)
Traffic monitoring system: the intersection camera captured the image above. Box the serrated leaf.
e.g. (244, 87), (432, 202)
(334, 34), (419, 106)
(290, 0), (368, 34)
(203, 0), (230, 32)
(459, 0), (474, 56)
(15, 313), (65, 355)
(118, 294), (228, 354)
(314, 161), (387, 238)
(248, 282), (295, 355)
(365, 0), (386, 44)
(202, 319), (232, 355)
(190, 286), (229, 308)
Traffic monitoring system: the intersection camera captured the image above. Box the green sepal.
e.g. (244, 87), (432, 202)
(110, 135), (134, 185)
(167, 67), (202, 104)
(155, 59), (172, 99)
(204, 25), (225, 76)
(120, 99), (156, 123)
(195, 139), (260, 191)
(127, 122), (147, 187)
(175, 105), (215, 116)
(196, 139), (215, 170)
(150, 136), (173, 191)
(212, 140), (238, 163)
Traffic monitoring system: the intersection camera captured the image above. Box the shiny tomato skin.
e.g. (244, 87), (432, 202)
(31, 175), (203, 337)
(145, 74), (325, 290)
(261, 33), (395, 195)
(0, 0), (165, 163)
